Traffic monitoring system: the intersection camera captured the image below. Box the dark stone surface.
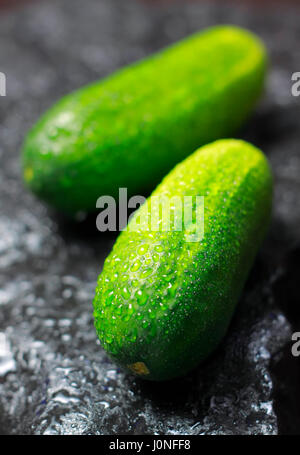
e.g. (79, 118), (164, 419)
(0, 0), (299, 435)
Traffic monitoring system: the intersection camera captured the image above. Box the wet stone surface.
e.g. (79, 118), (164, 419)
(0, 0), (300, 435)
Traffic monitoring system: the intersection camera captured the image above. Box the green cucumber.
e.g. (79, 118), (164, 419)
(22, 26), (267, 214)
(93, 139), (273, 381)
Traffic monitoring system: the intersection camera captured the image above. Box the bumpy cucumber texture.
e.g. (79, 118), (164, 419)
(22, 26), (267, 214)
(93, 139), (273, 381)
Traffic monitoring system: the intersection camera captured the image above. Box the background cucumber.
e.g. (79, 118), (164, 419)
(22, 26), (267, 214)
(93, 139), (273, 381)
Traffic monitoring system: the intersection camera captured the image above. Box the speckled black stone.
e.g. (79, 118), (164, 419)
(0, 0), (299, 435)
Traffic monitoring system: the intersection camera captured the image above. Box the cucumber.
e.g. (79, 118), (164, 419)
(22, 26), (267, 214)
(93, 139), (273, 381)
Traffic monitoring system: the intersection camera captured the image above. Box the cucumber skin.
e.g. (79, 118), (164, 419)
(22, 26), (267, 214)
(93, 139), (273, 381)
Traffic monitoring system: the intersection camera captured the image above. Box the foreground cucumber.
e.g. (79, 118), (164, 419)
(93, 139), (273, 381)
(22, 26), (267, 214)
